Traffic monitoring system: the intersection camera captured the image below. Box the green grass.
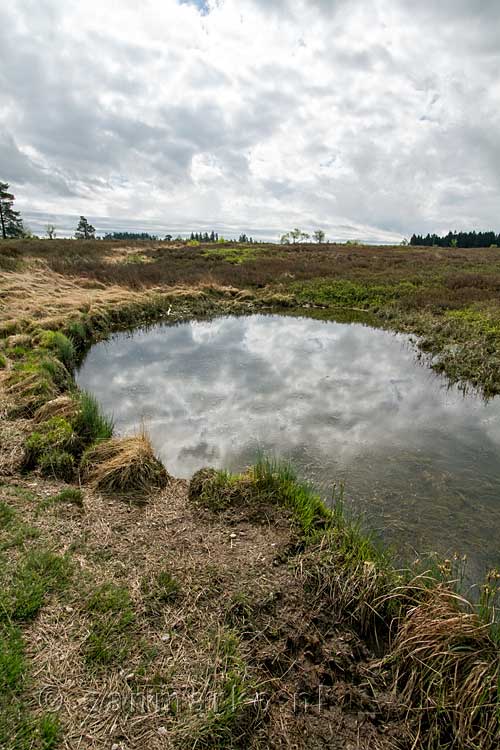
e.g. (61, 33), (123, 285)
(189, 458), (331, 538)
(0, 493), (39, 551)
(0, 508), (71, 750)
(6, 362), (60, 417)
(187, 629), (258, 749)
(38, 450), (75, 481)
(0, 625), (24, 693)
(73, 391), (114, 444)
(0, 621), (61, 749)
(22, 394), (112, 480)
(36, 488), (84, 515)
(202, 244), (264, 265)
(65, 319), (90, 349)
(38, 330), (75, 370)
(142, 569), (181, 614)
(293, 278), (419, 309)
(84, 583), (135, 666)
(0, 501), (16, 529)
(23, 417), (77, 476)
(251, 457), (331, 537)
(5, 345), (29, 360)
(0, 549), (72, 622)
(0, 353), (6, 368)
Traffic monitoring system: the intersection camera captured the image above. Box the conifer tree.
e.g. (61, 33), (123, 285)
(75, 216), (96, 240)
(0, 182), (24, 239)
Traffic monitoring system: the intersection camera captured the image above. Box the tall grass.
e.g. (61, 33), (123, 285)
(250, 456), (331, 536)
(74, 391), (114, 444)
(39, 330), (76, 370)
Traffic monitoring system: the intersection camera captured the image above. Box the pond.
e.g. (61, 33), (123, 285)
(76, 314), (500, 584)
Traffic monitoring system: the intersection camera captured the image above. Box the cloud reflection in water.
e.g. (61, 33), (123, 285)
(76, 314), (500, 582)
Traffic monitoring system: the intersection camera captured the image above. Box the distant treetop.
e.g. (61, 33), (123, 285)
(104, 231), (158, 240)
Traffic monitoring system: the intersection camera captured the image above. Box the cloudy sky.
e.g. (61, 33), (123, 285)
(1, 0), (499, 241)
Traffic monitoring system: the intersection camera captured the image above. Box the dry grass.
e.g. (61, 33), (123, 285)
(81, 431), (171, 496)
(1, 473), (401, 750)
(2, 239), (500, 747)
(385, 583), (500, 749)
(33, 396), (78, 424)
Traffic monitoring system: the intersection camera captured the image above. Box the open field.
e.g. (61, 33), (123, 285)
(3, 238), (500, 393)
(1, 239), (500, 749)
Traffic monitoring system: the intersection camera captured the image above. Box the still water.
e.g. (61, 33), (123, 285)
(76, 314), (500, 582)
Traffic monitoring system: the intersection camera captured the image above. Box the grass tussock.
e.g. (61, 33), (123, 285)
(81, 431), (170, 494)
(189, 457), (330, 537)
(24, 393), (112, 481)
(299, 499), (500, 747)
(386, 582), (500, 749)
(299, 498), (396, 636)
(23, 416), (77, 480)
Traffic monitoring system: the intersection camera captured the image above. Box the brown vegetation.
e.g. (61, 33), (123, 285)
(1, 238), (500, 749)
(81, 432), (171, 495)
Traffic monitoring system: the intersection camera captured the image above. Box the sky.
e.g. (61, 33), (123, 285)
(1, 0), (499, 241)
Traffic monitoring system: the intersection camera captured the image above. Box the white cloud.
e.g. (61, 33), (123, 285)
(1, 0), (499, 239)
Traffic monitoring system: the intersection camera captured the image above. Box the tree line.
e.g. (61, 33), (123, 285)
(3, 180), (500, 248)
(410, 231), (500, 248)
(189, 231), (256, 243)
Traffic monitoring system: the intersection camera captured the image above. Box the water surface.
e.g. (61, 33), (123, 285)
(77, 314), (500, 583)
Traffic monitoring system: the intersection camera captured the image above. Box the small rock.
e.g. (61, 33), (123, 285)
(161, 633), (170, 642)
(158, 726), (168, 737)
(230, 533), (237, 539)
(111, 744), (121, 750)
(125, 673), (134, 681)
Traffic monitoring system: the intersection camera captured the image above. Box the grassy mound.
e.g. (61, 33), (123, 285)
(189, 458), (331, 536)
(23, 417), (78, 480)
(81, 432), (170, 494)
